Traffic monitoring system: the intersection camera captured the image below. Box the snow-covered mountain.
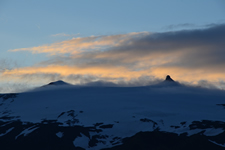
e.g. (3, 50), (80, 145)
(1, 76), (225, 150)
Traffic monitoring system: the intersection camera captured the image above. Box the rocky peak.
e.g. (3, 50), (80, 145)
(165, 75), (174, 82)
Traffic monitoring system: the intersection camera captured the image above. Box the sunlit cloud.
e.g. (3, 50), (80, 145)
(2, 24), (225, 91)
(1, 65), (152, 81)
(9, 32), (149, 55)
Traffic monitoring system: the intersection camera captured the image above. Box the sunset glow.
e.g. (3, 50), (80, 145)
(0, 0), (225, 92)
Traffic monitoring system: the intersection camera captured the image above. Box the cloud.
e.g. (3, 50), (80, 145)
(197, 80), (217, 89)
(163, 23), (196, 30)
(1, 65), (153, 82)
(3, 24), (225, 91)
(9, 32), (149, 55)
(0, 59), (20, 72)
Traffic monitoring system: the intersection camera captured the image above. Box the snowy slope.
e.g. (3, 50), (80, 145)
(1, 77), (225, 150)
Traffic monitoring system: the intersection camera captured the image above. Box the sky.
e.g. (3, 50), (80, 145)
(0, 0), (225, 92)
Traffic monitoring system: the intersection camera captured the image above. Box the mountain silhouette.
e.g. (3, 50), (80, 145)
(165, 75), (174, 82)
(47, 80), (71, 86)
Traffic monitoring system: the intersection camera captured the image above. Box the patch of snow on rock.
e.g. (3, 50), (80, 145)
(56, 132), (64, 138)
(15, 126), (38, 139)
(204, 128), (224, 136)
(73, 133), (90, 149)
(209, 140), (225, 147)
(0, 127), (14, 137)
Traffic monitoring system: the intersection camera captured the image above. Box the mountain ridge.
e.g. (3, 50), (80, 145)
(1, 76), (225, 149)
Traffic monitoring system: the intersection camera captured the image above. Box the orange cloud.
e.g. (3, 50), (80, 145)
(3, 24), (225, 91)
(2, 64), (225, 89)
(9, 32), (149, 55)
(1, 65), (151, 82)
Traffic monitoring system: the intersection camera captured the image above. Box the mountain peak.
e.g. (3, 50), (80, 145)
(47, 80), (70, 86)
(165, 75), (174, 82)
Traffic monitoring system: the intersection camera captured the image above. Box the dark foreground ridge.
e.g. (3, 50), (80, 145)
(103, 131), (225, 150)
(1, 119), (225, 150)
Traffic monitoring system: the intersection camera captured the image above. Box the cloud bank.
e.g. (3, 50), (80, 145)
(2, 24), (225, 91)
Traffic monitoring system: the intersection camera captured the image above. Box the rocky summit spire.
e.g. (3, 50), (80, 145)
(165, 75), (174, 82)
